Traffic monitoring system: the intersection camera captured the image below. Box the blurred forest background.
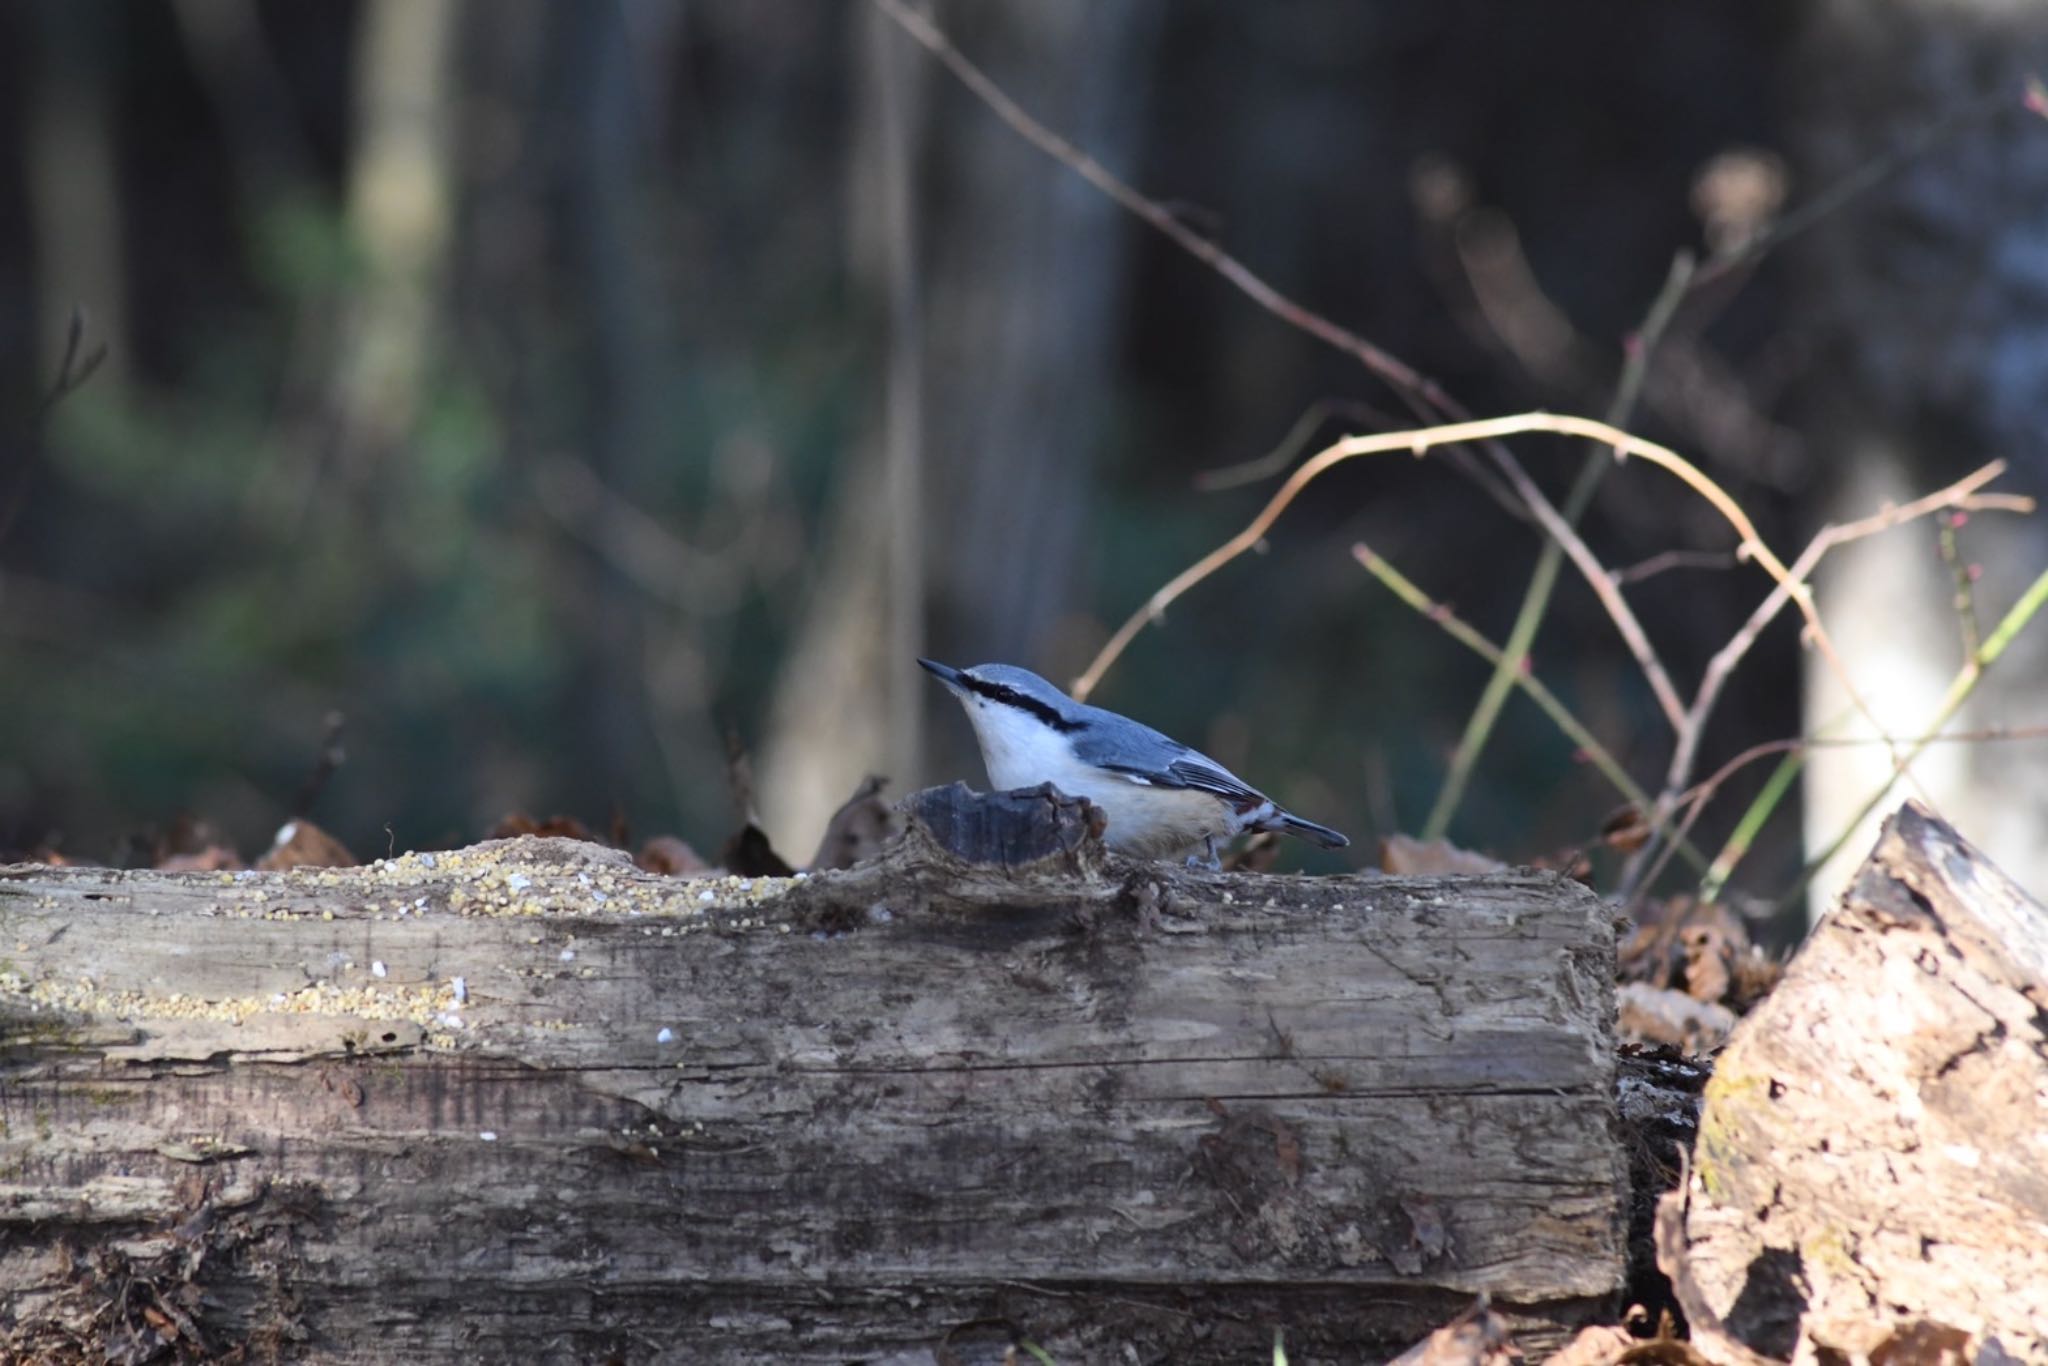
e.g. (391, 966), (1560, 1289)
(4, 0), (2047, 919)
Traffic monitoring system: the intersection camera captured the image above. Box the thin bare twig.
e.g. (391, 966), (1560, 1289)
(1353, 544), (1706, 873)
(1791, 562), (2048, 910)
(1477, 422), (1690, 733)
(875, 0), (1696, 831)
(1426, 253), (1696, 839)
(3, 308), (109, 550)
(871, 0), (1550, 541)
(1195, 398), (1395, 492)
(1683, 722), (2048, 876)
(1689, 79), (2030, 294)
(1073, 412), (1688, 708)
(878, 0), (2046, 891)
(1610, 548), (1741, 587)
(870, 0), (1440, 407)
(1077, 411), (1880, 740)
(1629, 460), (2032, 888)
(1937, 515), (1983, 662)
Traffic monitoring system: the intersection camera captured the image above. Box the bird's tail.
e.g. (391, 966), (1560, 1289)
(1272, 811), (1350, 850)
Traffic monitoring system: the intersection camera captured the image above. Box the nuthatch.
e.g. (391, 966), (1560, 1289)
(919, 658), (1349, 867)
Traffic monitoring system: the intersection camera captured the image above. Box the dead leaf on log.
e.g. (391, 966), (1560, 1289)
(1600, 804), (1654, 854)
(805, 775), (902, 872)
(150, 816), (241, 870)
(255, 818), (356, 871)
(1381, 833), (1507, 876)
(719, 823), (795, 879)
(158, 845), (245, 873)
(1618, 896), (1779, 1019)
(20, 846), (82, 866)
(635, 835), (710, 876)
(487, 812), (601, 843)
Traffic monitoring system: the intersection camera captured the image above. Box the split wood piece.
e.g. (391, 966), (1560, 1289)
(1681, 801), (2048, 1363)
(0, 785), (1623, 1363)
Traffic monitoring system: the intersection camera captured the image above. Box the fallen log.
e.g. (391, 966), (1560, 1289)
(1678, 802), (2048, 1363)
(0, 787), (1624, 1362)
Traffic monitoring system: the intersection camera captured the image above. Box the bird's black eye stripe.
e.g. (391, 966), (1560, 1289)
(961, 676), (1086, 733)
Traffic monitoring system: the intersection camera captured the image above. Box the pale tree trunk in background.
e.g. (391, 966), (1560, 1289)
(27, 0), (126, 390)
(761, 0), (1161, 852)
(759, 4), (927, 852)
(1792, 1), (2048, 915)
(333, 0), (458, 477)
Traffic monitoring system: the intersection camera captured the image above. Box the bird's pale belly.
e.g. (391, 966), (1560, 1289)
(992, 761), (1226, 858)
(1084, 782), (1234, 859)
(976, 726), (1228, 858)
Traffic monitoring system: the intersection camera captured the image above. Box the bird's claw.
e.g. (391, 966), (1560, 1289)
(1186, 836), (1222, 873)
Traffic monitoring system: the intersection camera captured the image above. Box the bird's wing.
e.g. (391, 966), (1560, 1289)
(1158, 753), (1270, 811)
(1073, 724), (1270, 810)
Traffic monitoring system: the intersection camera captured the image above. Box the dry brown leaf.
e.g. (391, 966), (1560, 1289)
(805, 776), (902, 872)
(636, 835), (710, 876)
(486, 812), (602, 843)
(255, 818), (356, 871)
(720, 823), (795, 879)
(1616, 981), (1737, 1053)
(1600, 804), (1655, 854)
(1380, 833), (1508, 876)
(158, 846), (244, 873)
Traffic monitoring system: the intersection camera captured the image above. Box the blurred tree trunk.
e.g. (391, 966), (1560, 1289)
(27, 0), (126, 390)
(920, 1), (1161, 669)
(758, 3), (928, 851)
(760, 0), (1161, 851)
(554, 1), (667, 827)
(1790, 1), (2048, 913)
(332, 0), (458, 477)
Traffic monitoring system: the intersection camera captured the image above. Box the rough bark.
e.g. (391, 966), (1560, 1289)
(1680, 802), (2048, 1363)
(0, 794), (1622, 1363)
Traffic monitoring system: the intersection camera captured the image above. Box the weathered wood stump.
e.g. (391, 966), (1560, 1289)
(0, 787), (1624, 1363)
(1677, 802), (2048, 1363)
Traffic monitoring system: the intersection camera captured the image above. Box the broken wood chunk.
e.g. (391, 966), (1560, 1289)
(898, 780), (1108, 866)
(1680, 802), (2048, 1362)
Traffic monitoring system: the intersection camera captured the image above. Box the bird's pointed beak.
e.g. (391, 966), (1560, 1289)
(917, 657), (966, 690)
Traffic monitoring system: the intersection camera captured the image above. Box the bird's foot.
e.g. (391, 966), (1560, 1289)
(1185, 836), (1222, 873)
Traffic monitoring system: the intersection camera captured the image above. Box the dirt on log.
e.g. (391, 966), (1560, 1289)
(0, 786), (1624, 1364)
(1675, 801), (2048, 1364)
